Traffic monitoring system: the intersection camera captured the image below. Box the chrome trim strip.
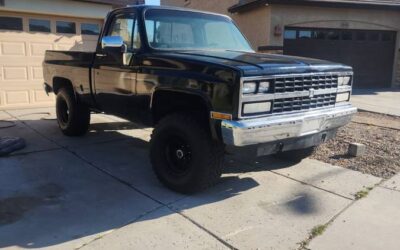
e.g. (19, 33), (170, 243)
(242, 88), (339, 102)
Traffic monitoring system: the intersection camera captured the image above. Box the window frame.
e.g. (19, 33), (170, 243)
(56, 20), (76, 34)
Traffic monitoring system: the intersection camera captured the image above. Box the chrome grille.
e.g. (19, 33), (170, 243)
(274, 74), (338, 93)
(273, 93), (337, 114)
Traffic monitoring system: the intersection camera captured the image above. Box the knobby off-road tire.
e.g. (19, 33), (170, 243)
(275, 146), (316, 162)
(150, 113), (225, 194)
(56, 88), (90, 136)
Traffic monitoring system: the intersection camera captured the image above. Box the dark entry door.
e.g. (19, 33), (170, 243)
(283, 27), (396, 88)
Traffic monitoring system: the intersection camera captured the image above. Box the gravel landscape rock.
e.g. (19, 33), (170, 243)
(312, 111), (400, 179)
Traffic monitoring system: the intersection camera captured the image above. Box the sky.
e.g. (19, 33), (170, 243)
(145, 0), (160, 5)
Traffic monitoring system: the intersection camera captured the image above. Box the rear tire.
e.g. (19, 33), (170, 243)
(150, 113), (224, 194)
(56, 88), (90, 136)
(275, 146), (316, 162)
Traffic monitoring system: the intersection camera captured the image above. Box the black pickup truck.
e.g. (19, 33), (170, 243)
(43, 5), (357, 193)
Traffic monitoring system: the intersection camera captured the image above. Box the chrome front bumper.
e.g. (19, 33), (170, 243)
(221, 104), (357, 147)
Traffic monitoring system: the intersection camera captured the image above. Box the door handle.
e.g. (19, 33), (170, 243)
(96, 53), (107, 58)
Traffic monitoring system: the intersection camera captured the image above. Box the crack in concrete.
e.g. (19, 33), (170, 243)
(377, 185), (400, 193)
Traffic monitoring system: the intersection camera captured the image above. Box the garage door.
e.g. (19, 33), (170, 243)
(0, 12), (102, 110)
(283, 27), (396, 88)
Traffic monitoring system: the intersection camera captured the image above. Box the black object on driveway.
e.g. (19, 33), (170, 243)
(0, 137), (26, 156)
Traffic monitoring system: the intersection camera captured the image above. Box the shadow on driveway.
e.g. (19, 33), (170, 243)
(0, 118), (320, 249)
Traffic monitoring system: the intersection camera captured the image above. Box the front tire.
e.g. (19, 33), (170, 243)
(150, 113), (224, 194)
(56, 88), (90, 136)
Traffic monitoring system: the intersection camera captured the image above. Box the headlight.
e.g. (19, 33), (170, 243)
(336, 92), (350, 102)
(338, 76), (351, 86)
(242, 82), (257, 94)
(258, 81), (270, 93)
(243, 102), (271, 114)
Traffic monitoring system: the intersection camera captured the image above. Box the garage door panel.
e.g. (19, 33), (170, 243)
(2, 66), (28, 80)
(31, 66), (44, 80)
(29, 43), (54, 56)
(0, 11), (102, 109)
(284, 27), (396, 88)
(4, 90), (30, 105)
(0, 42), (26, 56)
(33, 90), (55, 103)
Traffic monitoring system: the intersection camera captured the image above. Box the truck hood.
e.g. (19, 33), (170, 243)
(165, 50), (351, 76)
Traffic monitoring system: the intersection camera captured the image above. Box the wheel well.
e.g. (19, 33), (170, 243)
(53, 77), (73, 94)
(152, 91), (210, 126)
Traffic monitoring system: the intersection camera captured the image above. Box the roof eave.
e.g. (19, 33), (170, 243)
(228, 0), (400, 13)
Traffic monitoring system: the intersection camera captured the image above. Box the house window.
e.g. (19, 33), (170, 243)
(81, 23), (100, 35)
(368, 32), (380, 42)
(356, 32), (366, 41)
(0, 16), (23, 31)
(284, 30), (296, 40)
(29, 19), (51, 33)
(299, 30), (312, 39)
(56, 21), (76, 34)
(313, 31), (327, 40)
(382, 33), (394, 42)
(326, 30), (340, 40)
(342, 31), (353, 41)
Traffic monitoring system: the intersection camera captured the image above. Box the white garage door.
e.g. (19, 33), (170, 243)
(0, 11), (102, 110)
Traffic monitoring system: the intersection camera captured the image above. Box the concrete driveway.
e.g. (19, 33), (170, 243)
(351, 88), (400, 116)
(0, 108), (385, 249)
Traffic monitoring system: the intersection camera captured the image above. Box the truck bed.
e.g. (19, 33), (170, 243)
(43, 50), (95, 98)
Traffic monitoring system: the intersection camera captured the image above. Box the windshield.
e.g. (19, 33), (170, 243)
(144, 9), (254, 52)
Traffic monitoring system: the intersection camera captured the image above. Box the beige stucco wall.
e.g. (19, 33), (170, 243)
(269, 5), (400, 87)
(1, 0), (112, 19)
(231, 6), (270, 51)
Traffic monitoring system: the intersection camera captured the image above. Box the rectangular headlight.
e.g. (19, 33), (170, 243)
(258, 81), (271, 93)
(336, 92), (350, 102)
(242, 82), (257, 94)
(338, 76), (351, 86)
(243, 102), (271, 114)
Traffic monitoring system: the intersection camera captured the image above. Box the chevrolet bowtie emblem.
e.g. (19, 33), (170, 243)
(309, 88), (315, 98)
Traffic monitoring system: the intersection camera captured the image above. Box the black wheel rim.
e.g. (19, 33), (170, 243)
(164, 134), (192, 176)
(57, 97), (69, 126)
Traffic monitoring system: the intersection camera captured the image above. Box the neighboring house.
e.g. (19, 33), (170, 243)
(161, 0), (400, 89)
(0, 0), (143, 110)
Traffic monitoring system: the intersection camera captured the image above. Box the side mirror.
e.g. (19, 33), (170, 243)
(101, 36), (132, 66)
(101, 36), (124, 50)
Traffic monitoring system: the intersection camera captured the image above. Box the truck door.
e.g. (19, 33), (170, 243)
(93, 12), (140, 118)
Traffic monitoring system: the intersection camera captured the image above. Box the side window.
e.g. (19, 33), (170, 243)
(108, 14), (140, 51)
(133, 20), (141, 49)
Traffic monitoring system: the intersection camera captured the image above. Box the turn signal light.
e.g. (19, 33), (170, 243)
(211, 112), (232, 120)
